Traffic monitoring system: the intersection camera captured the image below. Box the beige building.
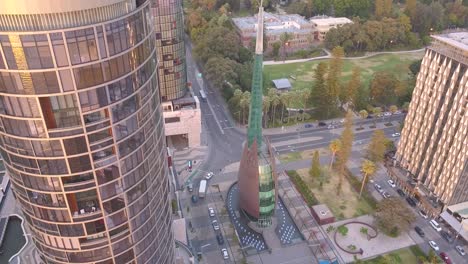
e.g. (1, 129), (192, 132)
(162, 96), (201, 148)
(309, 16), (353, 41)
(396, 32), (468, 206)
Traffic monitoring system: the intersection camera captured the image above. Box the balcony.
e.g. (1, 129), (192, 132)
(73, 208), (103, 222)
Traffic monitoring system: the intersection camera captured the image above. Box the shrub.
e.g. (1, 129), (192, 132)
(360, 227), (368, 235)
(337, 225), (349, 236)
(286, 170), (319, 207)
(326, 225), (335, 233)
(171, 199), (178, 213)
(347, 244), (357, 250)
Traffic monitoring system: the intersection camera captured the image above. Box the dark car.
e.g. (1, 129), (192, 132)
(439, 252), (452, 264)
(304, 123), (313, 128)
(187, 183), (193, 192)
(367, 115), (374, 119)
(216, 234), (224, 245)
(191, 195), (198, 203)
(406, 197), (417, 207)
(318, 122), (327, 127)
(441, 231), (454, 243)
(414, 226), (425, 238)
(396, 189), (406, 197)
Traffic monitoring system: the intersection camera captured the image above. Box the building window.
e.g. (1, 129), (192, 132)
(164, 117), (180, 123)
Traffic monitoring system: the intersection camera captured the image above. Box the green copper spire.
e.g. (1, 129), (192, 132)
(247, 5), (264, 149)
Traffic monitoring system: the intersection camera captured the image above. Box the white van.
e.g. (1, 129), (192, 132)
(430, 219), (442, 232)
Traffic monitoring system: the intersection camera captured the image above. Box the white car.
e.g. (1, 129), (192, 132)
(395, 110), (402, 114)
(208, 207), (215, 217)
(387, 180), (396, 188)
(374, 183), (383, 193)
(429, 241), (439, 251)
(455, 245), (466, 256)
(221, 248), (229, 259)
(384, 112), (392, 116)
(382, 192), (391, 199)
(205, 172), (214, 180)
(391, 133), (401, 137)
(418, 210), (428, 219)
(212, 220), (220, 231)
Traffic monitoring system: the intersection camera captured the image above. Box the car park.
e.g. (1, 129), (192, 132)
(216, 234), (224, 245)
(414, 226), (425, 238)
(441, 231), (454, 243)
(429, 240), (439, 251)
(205, 172), (214, 180)
(430, 219), (442, 232)
(208, 207), (215, 217)
(221, 248), (229, 259)
(406, 197), (417, 207)
(418, 210), (428, 219)
(212, 220), (220, 231)
(439, 252), (452, 264)
(387, 180), (396, 188)
(397, 189), (406, 197)
(455, 245), (466, 256)
(191, 195), (198, 203)
(391, 133), (401, 137)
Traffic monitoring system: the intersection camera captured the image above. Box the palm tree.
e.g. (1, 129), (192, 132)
(271, 95), (280, 126)
(279, 32), (293, 61)
(389, 105), (398, 114)
(279, 93), (290, 123)
(300, 90), (310, 121)
(329, 139), (342, 170)
(359, 109), (368, 129)
(359, 159), (376, 199)
(262, 96), (271, 128)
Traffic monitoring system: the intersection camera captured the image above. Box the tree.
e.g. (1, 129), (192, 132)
(369, 72), (398, 106)
(311, 62), (330, 119)
(310, 150), (321, 178)
(271, 42), (281, 59)
(300, 89), (310, 121)
(346, 67), (362, 108)
(268, 88), (280, 125)
(262, 96), (271, 128)
(279, 93), (290, 123)
(374, 197), (416, 237)
(279, 32), (293, 61)
(229, 89), (243, 121)
(425, 250), (443, 264)
(372, 107), (382, 126)
(240, 91), (251, 124)
(204, 57), (238, 90)
(329, 139), (342, 170)
(389, 105), (398, 114)
(367, 130), (387, 163)
(336, 111), (354, 175)
(354, 84), (369, 111)
(359, 159), (376, 198)
(327, 46), (345, 110)
(359, 110), (368, 129)
(405, 0), (417, 17)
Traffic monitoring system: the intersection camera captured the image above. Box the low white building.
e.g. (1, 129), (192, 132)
(162, 96), (201, 149)
(310, 16), (353, 41)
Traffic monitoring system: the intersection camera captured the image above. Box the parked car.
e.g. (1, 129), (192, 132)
(439, 252), (452, 264)
(212, 220), (220, 231)
(208, 207), (215, 217)
(318, 122), (327, 127)
(384, 112), (392, 116)
(441, 231), (454, 243)
(430, 219), (442, 232)
(221, 248), (229, 259)
(367, 115), (374, 119)
(395, 110), (402, 114)
(406, 197), (417, 207)
(396, 189), (406, 197)
(216, 234), (224, 245)
(391, 133), (401, 137)
(304, 123), (313, 128)
(191, 195), (198, 203)
(374, 183), (382, 192)
(455, 245), (466, 256)
(387, 180), (396, 188)
(327, 125), (335, 129)
(414, 226), (425, 238)
(429, 240), (439, 251)
(205, 172), (214, 180)
(419, 210), (428, 219)
(187, 183), (193, 192)
(382, 192), (391, 199)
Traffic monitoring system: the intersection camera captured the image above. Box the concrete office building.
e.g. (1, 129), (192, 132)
(396, 32), (468, 206)
(309, 16), (353, 41)
(0, 0), (174, 263)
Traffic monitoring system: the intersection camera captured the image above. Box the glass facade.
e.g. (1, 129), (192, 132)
(0, 1), (174, 263)
(151, 0), (187, 101)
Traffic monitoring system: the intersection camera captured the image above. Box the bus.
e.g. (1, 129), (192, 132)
(199, 90), (207, 102)
(198, 179), (207, 198)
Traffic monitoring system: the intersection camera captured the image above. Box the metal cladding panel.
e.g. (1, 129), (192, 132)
(238, 140), (260, 219)
(266, 138), (279, 206)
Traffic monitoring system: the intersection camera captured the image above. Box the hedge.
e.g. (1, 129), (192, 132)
(286, 170), (319, 207)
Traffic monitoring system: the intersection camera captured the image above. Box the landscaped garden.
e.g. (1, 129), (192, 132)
(361, 248), (419, 264)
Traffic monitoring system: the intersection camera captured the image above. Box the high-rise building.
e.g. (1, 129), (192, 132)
(0, 1), (174, 263)
(396, 32), (468, 206)
(151, 0), (187, 102)
(237, 6), (277, 228)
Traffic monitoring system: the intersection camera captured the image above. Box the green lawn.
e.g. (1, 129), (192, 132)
(363, 248), (419, 264)
(263, 51), (424, 108)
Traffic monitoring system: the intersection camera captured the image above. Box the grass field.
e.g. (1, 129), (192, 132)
(264, 51), (424, 107)
(363, 248), (419, 264)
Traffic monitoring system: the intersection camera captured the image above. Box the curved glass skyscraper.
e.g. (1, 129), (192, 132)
(0, 0), (174, 263)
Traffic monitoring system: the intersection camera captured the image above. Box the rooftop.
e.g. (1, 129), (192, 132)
(309, 16), (353, 26)
(272, 78), (292, 90)
(232, 11), (311, 34)
(447, 201), (468, 219)
(432, 32), (468, 51)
